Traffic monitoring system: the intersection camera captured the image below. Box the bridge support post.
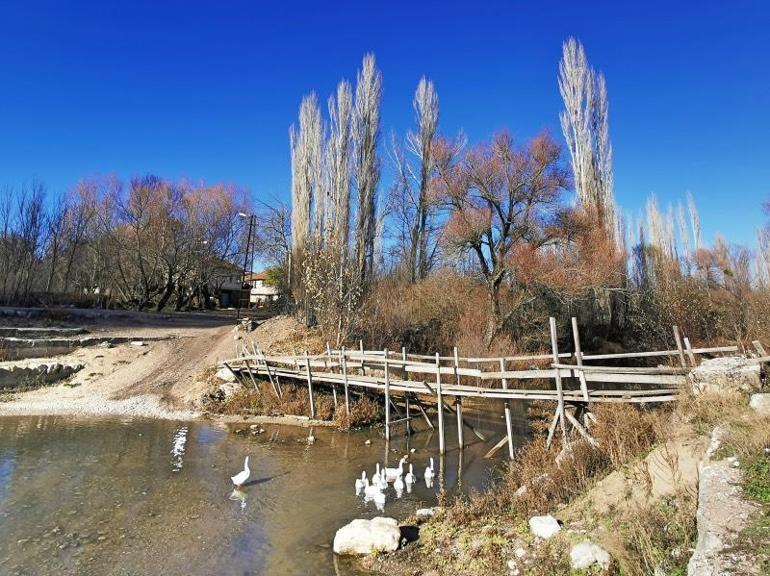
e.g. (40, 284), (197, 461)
(384, 349), (391, 442)
(435, 353), (445, 455)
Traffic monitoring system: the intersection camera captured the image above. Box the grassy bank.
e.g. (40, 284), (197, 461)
(206, 379), (382, 430)
(364, 391), (769, 576)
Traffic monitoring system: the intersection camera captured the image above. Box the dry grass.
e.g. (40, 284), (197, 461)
(605, 489), (697, 576)
(495, 403), (667, 518)
(214, 380), (382, 430)
(334, 396), (381, 430)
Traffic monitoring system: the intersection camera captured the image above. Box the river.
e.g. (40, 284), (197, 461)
(0, 405), (526, 575)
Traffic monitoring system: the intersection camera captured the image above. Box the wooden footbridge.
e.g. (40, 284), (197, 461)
(222, 317), (740, 459)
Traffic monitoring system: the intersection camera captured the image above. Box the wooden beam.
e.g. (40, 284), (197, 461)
(435, 353), (445, 455)
(571, 317), (589, 403)
(672, 325), (687, 368)
(683, 337), (697, 367)
(548, 317), (568, 449)
(303, 351), (316, 420)
(500, 357), (514, 460)
(384, 349), (391, 442)
(340, 348), (350, 415)
(484, 435), (510, 459)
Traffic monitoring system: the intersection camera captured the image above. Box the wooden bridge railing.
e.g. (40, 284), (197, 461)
(223, 317), (743, 459)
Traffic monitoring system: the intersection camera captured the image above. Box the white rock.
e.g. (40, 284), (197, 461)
(570, 540), (611, 570)
(332, 517), (401, 555)
(416, 507), (443, 518)
(513, 546), (526, 558)
(129, 340), (145, 347)
(513, 485), (527, 497)
(705, 426), (726, 461)
(528, 515), (561, 539)
(750, 393), (770, 416)
(690, 357), (760, 394)
(215, 367), (237, 382)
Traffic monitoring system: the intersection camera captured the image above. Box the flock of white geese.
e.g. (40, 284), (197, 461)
(354, 456), (435, 511)
(229, 453), (436, 512)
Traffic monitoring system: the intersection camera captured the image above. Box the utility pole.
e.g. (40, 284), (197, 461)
(237, 213), (255, 321)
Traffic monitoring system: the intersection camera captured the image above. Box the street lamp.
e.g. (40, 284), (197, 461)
(237, 212), (256, 321)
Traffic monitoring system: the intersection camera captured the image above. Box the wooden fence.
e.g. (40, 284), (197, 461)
(222, 317), (742, 459)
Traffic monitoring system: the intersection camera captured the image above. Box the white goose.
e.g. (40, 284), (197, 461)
(385, 457), (407, 483)
(355, 471), (367, 494)
(231, 456), (250, 487)
(405, 463), (415, 486)
(363, 478), (383, 499)
(371, 490), (386, 511)
(393, 473), (405, 495)
(424, 457), (435, 482)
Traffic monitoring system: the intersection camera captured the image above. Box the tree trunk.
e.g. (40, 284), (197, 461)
(484, 285), (502, 348)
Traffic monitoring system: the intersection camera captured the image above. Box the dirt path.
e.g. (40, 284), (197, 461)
(0, 311), (239, 420)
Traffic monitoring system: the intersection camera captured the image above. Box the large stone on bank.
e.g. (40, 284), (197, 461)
(528, 515), (560, 539)
(687, 461), (757, 575)
(570, 541), (611, 570)
(333, 517), (401, 555)
(215, 366), (237, 383)
(689, 357), (760, 394)
(750, 393), (770, 416)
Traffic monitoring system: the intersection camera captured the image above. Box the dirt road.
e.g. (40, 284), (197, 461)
(0, 308), (241, 419)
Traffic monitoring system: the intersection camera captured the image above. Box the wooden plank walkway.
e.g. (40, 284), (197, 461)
(223, 317), (742, 459)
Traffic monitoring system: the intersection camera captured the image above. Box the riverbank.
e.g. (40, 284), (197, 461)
(0, 307), (241, 420)
(361, 388), (770, 575)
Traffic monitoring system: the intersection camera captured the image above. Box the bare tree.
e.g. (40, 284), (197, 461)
(352, 53), (382, 283)
(436, 131), (570, 346)
(388, 77), (447, 282)
(559, 37), (620, 247)
(290, 93), (324, 259)
(326, 81), (353, 254)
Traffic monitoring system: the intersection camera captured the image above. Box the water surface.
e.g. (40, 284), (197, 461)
(0, 405), (524, 575)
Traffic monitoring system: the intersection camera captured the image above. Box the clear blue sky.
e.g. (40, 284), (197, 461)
(0, 1), (768, 246)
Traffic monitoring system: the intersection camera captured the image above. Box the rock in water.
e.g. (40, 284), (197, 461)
(570, 541), (611, 570)
(528, 515), (561, 539)
(333, 517), (401, 555)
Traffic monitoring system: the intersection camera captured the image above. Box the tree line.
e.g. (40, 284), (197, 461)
(278, 39), (769, 351)
(0, 175), (249, 310)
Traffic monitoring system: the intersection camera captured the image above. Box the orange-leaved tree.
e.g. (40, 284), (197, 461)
(433, 131), (570, 346)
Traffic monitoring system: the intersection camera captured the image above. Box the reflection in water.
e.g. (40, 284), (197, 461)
(0, 400), (525, 575)
(229, 488), (247, 510)
(170, 426), (188, 472)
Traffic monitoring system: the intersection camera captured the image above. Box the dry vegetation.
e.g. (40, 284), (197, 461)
(368, 390), (770, 576)
(210, 380), (382, 431)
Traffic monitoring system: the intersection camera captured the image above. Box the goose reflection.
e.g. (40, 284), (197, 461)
(170, 426), (188, 472)
(229, 488), (247, 510)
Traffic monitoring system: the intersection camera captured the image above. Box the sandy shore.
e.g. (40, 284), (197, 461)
(0, 309), (240, 420)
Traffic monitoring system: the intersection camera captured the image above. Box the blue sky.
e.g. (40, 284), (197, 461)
(0, 1), (768, 246)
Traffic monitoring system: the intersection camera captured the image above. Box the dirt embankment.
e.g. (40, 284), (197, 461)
(0, 308), (241, 419)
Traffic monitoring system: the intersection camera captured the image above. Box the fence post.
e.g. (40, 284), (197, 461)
(683, 337), (697, 367)
(384, 349), (391, 442)
(403, 347), (412, 435)
(453, 347), (464, 450)
(547, 317), (567, 449)
(341, 347), (350, 415)
(303, 351), (316, 420)
(500, 357), (514, 460)
(672, 326), (687, 368)
(571, 317), (590, 402)
(435, 352), (445, 455)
